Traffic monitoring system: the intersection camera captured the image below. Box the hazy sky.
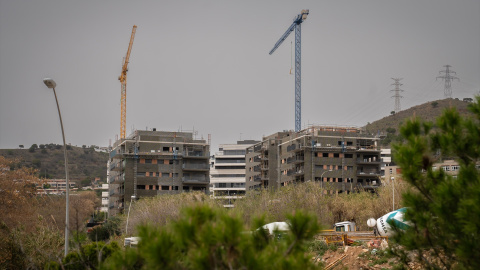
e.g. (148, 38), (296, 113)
(1, 0), (479, 152)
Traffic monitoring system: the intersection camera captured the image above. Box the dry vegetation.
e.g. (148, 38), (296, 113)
(232, 181), (411, 231)
(365, 98), (472, 137)
(0, 156), (100, 268)
(124, 181), (411, 235)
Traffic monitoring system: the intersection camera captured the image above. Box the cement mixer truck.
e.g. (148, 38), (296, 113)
(367, 208), (411, 237)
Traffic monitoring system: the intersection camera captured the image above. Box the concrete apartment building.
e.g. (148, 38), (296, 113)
(108, 130), (210, 216)
(210, 140), (259, 207)
(100, 184), (109, 213)
(36, 179), (77, 195)
(246, 126), (381, 193)
(383, 159), (480, 184)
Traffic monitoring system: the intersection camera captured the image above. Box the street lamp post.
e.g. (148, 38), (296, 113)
(126, 195), (136, 235)
(43, 78), (70, 257)
(320, 170), (333, 190)
(391, 177), (395, 211)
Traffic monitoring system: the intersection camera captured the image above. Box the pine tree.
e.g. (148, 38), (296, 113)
(391, 96), (480, 269)
(101, 205), (321, 270)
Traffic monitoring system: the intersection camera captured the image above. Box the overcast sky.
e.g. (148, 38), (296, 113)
(1, 0), (479, 152)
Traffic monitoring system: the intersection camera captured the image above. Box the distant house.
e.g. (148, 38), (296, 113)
(36, 179), (77, 195)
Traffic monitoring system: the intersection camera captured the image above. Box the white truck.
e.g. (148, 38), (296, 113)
(124, 236), (141, 247)
(333, 221), (357, 232)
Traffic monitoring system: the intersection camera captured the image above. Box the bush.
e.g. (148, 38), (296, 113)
(60, 241), (120, 270)
(102, 205), (320, 269)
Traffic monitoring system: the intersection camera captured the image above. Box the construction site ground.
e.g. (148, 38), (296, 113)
(310, 241), (424, 270)
(315, 245), (397, 270)
(307, 234), (402, 270)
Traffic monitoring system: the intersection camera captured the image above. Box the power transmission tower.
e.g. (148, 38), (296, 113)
(391, 78), (404, 113)
(437, 65), (459, 99)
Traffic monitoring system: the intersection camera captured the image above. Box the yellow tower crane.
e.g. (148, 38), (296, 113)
(119, 25), (137, 139)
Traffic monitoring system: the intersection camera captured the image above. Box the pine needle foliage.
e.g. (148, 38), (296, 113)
(391, 96), (480, 269)
(101, 205), (321, 270)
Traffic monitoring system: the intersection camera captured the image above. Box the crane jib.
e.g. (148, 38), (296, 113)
(269, 23), (296, 55)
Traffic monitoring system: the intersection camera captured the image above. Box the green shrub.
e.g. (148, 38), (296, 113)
(102, 205), (320, 270)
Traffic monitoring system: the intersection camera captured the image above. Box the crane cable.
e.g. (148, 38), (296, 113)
(290, 41), (293, 75)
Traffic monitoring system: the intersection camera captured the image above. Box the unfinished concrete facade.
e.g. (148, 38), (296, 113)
(245, 126), (381, 193)
(108, 130), (209, 216)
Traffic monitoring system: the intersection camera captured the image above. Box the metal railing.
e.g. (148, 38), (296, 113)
(184, 151), (207, 157)
(182, 164), (210, 170)
(183, 175), (207, 182)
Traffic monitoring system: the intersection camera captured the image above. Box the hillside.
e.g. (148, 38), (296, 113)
(0, 144), (108, 183)
(364, 98), (474, 146)
(0, 98), (474, 180)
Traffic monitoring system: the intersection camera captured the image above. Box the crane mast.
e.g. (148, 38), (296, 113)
(269, 10), (309, 132)
(119, 25), (137, 139)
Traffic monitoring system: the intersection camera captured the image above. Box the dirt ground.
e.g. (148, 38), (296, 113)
(317, 246), (395, 269)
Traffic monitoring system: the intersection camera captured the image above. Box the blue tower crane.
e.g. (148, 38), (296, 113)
(269, 9), (309, 132)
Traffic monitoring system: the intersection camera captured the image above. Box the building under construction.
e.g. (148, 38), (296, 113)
(108, 130), (210, 216)
(245, 126), (381, 193)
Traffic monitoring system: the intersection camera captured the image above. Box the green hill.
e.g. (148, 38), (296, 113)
(364, 98), (474, 146)
(0, 144), (108, 184)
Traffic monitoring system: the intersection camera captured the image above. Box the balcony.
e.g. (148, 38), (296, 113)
(287, 169), (304, 176)
(184, 151), (208, 159)
(253, 166), (261, 172)
(182, 176), (209, 184)
(287, 144), (297, 152)
(356, 157), (380, 164)
(109, 175), (124, 184)
(253, 156), (261, 162)
(356, 147), (380, 152)
(110, 162), (125, 172)
(109, 189), (124, 197)
(287, 156), (304, 164)
(182, 164), (210, 171)
(357, 170), (381, 177)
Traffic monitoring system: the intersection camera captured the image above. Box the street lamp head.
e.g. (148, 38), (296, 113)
(43, 78), (56, 89)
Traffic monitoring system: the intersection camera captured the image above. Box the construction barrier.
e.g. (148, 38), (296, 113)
(319, 232), (388, 246)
